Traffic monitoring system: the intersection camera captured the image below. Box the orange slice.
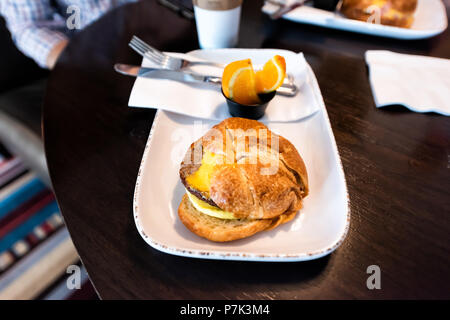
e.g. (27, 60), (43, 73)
(222, 59), (261, 105)
(255, 55), (286, 93)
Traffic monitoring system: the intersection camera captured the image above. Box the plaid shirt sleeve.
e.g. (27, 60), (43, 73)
(0, 0), (69, 68)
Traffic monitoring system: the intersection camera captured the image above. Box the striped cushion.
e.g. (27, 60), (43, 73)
(0, 149), (97, 299)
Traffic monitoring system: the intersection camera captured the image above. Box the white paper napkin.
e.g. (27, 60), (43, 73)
(365, 50), (450, 116)
(128, 49), (319, 122)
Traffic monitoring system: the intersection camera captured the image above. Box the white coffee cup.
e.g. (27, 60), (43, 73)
(193, 0), (242, 49)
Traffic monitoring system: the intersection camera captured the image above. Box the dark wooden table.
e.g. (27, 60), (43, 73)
(43, 0), (450, 299)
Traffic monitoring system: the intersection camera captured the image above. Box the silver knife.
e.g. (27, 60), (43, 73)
(114, 63), (297, 97)
(115, 63), (222, 85)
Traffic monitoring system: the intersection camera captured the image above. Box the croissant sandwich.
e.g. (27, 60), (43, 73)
(340, 0), (418, 29)
(178, 117), (309, 242)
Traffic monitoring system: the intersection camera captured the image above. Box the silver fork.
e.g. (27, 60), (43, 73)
(267, 0), (311, 20)
(129, 36), (225, 69)
(129, 36), (296, 90)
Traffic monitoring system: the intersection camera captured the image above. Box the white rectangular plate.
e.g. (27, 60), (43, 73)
(133, 53), (350, 262)
(262, 0), (448, 40)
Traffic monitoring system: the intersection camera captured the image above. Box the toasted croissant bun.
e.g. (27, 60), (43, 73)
(340, 0), (418, 28)
(178, 194), (299, 242)
(178, 117), (308, 242)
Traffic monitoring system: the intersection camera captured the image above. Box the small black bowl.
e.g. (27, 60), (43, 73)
(222, 89), (276, 120)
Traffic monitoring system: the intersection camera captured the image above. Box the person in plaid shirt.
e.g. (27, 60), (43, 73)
(0, 0), (138, 69)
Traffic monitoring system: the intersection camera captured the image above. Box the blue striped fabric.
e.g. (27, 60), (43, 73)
(0, 144), (95, 299)
(0, 178), (47, 220)
(0, 228), (70, 292)
(0, 200), (60, 253)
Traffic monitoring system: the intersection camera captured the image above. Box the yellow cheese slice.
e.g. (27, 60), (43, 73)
(186, 191), (236, 220)
(185, 151), (221, 193)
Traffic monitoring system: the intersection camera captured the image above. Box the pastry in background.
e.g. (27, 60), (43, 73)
(340, 0), (418, 28)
